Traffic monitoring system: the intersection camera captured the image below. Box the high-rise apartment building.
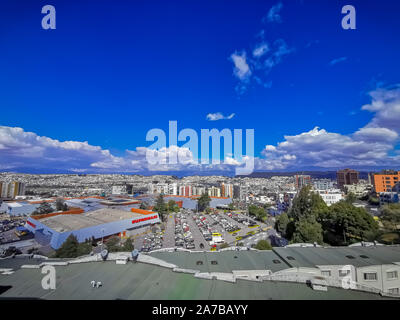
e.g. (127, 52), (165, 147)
(0, 181), (26, 199)
(372, 170), (400, 193)
(336, 169), (359, 189)
(295, 175), (311, 190)
(221, 183), (233, 198)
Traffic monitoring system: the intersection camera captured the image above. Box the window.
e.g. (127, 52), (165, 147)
(321, 270), (331, 277)
(363, 272), (377, 281)
(388, 288), (400, 295)
(387, 271), (398, 280)
(339, 270), (350, 277)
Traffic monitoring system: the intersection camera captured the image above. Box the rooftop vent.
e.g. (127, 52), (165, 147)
(211, 260), (218, 265)
(287, 256), (295, 261)
(346, 255), (355, 259)
(360, 255), (369, 259)
(196, 261), (203, 265)
(273, 260), (281, 264)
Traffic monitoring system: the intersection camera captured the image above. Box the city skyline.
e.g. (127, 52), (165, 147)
(1, 0), (400, 175)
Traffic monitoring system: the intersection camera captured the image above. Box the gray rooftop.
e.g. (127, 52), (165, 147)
(0, 261), (394, 300)
(273, 246), (400, 268)
(149, 250), (289, 273)
(37, 208), (143, 232)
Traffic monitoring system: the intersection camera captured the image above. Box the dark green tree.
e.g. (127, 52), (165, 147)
(249, 205), (267, 222)
(139, 201), (149, 210)
(167, 200), (180, 213)
(32, 201), (54, 215)
(276, 212), (290, 237)
(122, 237), (134, 251)
(345, 192), (357, 204)
(319, 201), (379, 245)
(292, 216), (323, 245)
(106, 236), (122, 252)
(288, 186), (328, 222)
(197, 193), (211, 212)
(154, 194), (167, 222)
(54, 234), (80, 258)
(254, 239), (272, 250)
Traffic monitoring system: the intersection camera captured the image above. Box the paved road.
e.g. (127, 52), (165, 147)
(186, 212), (210, 250)
(163, 214), (175, 248)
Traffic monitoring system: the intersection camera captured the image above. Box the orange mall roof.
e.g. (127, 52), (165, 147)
(131, 208), (156, 215)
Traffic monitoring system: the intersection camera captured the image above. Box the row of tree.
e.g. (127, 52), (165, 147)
(275, 186), (379, 246)
(31, 198), (69, 216)
(53, 234), (135, 258)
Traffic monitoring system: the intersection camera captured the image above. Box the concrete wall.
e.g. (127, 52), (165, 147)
(357, 264), (400, 294)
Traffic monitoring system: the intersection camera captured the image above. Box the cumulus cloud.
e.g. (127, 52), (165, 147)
(329, 57), (347, 66)
(206, 112), (235, 121)
(1, 86), (399, 174)
(230, 51), (251, 81)
(0, 126), (248, 174)
(258, 86), (400, 170)
(263, 2), (283, 23)
(253, 42), (269, 58)
(361, 84), (400, 132)
(229, 1), (294, 95)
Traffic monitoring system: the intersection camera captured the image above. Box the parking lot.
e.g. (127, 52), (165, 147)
(131, 209), (278, 253)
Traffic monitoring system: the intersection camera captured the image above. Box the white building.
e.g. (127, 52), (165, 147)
(316, 189), (343, 206)
(111, 185), (127, 195)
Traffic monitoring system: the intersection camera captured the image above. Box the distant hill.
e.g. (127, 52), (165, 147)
(236, 171), (370, 180)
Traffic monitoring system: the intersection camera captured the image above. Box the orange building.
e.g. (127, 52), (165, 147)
(372, 170), (400, 192)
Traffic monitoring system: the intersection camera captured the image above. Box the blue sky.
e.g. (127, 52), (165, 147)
(1, 0), (400, 175)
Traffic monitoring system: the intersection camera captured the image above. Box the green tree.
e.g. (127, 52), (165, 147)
(288, 186), (328, 222)
(54, 234), (80, 258)
(154, 194), (167, 222)
(106, 236), (122, 252)
(122, 237), (134, 251)
(167, 200), (180, 213)
(345, 192), (357, 204)
(319, 201), (379, 245)
(380, 203), (400, 230)
(276, 212), (290, 237)
(228, 203), (235, 211)
(197, 193), (211, 212)
(32, 201), (54, 215)
(254, 239), (272, 250)
(139, 201), (149, 210)
(292, 216), (323, 245)
(249, 205), (267, 222)
(55, 198), (66, 211)
(368, 195), (380, 206)
(76, 239), (92, 257)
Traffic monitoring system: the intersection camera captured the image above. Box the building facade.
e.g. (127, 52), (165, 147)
(337, 169), (359, 189)
(372, 170), (400, 193)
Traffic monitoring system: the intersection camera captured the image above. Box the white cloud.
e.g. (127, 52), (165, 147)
(263, 2), (283, 23)
(230, 51), (251, 81)
(361, 85), (400, 132)
(329, 57), (347, 66)
(206, 112), (235, 121)
(253, 42), (269, 58)
(257, 86), (400, 170)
